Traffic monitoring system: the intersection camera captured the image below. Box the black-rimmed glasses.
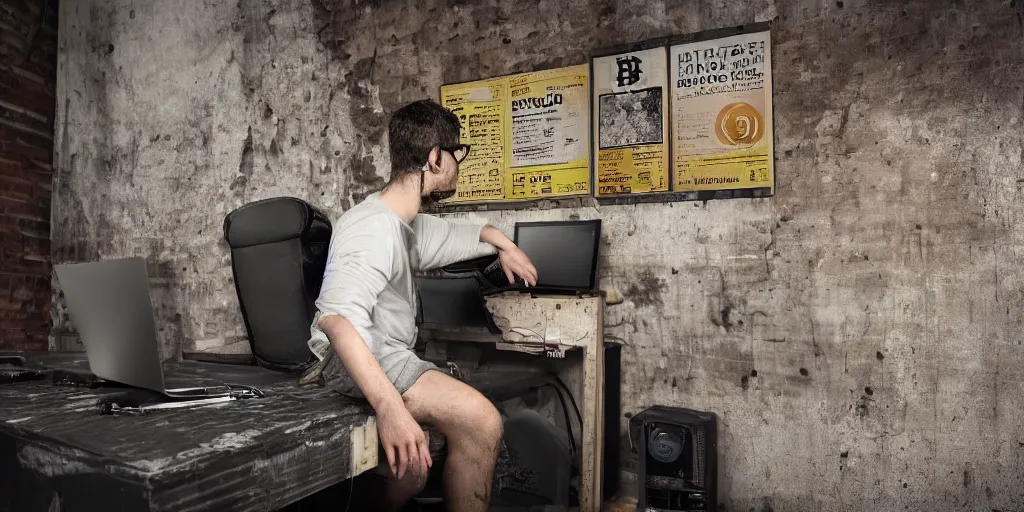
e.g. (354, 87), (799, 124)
(440, 144), (471, 163)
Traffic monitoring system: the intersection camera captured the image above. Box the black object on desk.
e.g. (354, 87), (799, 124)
(0, 366), (45, 385)
(512, 219), (602, 294)
(417, 275), (500, 334)
(429, 219), (603, 298)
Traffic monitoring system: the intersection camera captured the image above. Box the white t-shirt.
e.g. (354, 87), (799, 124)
(308, 192), (495, 390)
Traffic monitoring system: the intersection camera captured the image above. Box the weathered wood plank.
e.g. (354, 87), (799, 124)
(0, 353), (376, 512)
(485, 292), (603, 350)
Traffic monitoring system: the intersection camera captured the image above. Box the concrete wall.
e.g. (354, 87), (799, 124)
(0, 0), (58, 351)
(53, 0), (1024, 510)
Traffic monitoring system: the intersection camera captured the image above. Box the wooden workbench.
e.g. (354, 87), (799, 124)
(0, 353), (379, 512)
(2, 293), (609, 511)
(0, 352), (569, 512)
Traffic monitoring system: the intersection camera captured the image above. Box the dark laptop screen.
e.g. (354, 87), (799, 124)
(514, 220), (601, 292)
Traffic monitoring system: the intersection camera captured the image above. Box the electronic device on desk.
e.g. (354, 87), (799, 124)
(416, 275), (501, 334)
(55, 258), (264, 401)
(628, 406), (718, 512)
(479, 219), (602, 296)
(432, 219), (601, 298)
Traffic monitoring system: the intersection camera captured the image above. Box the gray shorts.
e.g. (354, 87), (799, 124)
(321, 348), (440, 400)
(318, 351), (449, 479)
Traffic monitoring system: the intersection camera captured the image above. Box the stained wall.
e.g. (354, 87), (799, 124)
(53, 0), (1024, 509)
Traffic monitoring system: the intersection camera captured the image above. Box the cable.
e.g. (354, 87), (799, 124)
(546, 383), (577, 460)
(342, 470), (354, 512)
(553, 375), (583, 430)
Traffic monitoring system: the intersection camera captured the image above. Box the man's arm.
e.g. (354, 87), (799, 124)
(412, 214), (538, 284)
(318, 315), (404, 419)
(313, 229), (431, 479)
(317, 315), (431, 478)
(479, 224), (515, 252)
(411, 215), (538, 285)
(411, 213), (496, 270)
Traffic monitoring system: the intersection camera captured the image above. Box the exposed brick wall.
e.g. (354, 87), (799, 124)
(0, 0), (58, 351)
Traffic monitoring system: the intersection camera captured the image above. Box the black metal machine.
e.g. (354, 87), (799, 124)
(629, 406), (718, 511)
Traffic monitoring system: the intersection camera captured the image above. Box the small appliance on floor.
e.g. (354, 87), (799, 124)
(628, 406), (718, 512)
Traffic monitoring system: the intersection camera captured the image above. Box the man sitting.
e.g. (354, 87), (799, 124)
(307, 99), (538, 512)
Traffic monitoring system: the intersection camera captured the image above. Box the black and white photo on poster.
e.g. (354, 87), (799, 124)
(598, 87), (664, 149)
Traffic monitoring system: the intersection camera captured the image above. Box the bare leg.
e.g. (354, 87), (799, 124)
(379, 463), (428, 512)
(402, 370), (503, 512)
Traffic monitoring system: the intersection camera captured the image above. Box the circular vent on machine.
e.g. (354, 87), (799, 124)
(647, 426), (684, 463)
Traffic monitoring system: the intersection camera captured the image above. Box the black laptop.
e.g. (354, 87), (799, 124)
(479, 219), (602, 296)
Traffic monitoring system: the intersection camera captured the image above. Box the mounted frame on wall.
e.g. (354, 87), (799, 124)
(669, 26), (774, 197)
(437, 64), (591, 209)
(591, 47), (671, 197)
(590, 22), (775, 204)
(433, 22), (774, 211)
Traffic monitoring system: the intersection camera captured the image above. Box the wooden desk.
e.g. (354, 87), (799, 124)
(0, 353), (378, 512)
(3, 294), (609, 511)
(424, 292), (608, 512)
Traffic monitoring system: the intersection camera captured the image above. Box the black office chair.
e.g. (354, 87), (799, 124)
(223, 196), (331, 373)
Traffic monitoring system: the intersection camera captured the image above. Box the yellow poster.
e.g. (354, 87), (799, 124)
(505, 65), (590, 199)
(440, 79), (506, 202)
(670, 30), (774, 193)
(439, 64), (590, 204)
(591, 47), (670, 196)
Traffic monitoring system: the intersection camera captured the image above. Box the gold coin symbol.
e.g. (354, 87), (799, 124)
(715, 102), (764, 146)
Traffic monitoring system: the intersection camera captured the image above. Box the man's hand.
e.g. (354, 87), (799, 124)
(498, 244), (538, 286)
(317, 315), (432, 480)
(480, 225), (539, 286)
(377, 400), (432, 480)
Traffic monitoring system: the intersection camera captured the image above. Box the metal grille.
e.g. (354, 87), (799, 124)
(692, 426), (706, 487)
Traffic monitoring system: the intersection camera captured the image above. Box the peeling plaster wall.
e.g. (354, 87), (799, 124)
(53, 0), (1024, 509)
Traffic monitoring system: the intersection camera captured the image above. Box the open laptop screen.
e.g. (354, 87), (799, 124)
(54, 257), (168, 393)
(513, 220), (601, 292)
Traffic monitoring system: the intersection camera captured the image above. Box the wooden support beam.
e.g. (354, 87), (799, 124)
(485, 292), (607, 512)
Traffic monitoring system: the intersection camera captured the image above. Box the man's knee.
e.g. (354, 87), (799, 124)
(456, 397), (502, 453)
(479, 402), (503, 450)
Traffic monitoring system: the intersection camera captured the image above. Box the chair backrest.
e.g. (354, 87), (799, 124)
(223, 197), (332, 372)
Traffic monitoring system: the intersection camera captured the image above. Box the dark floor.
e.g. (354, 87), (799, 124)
(281, 470), (571, 512)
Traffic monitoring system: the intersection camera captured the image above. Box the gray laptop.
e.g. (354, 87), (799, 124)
(55, 257), (232, 399)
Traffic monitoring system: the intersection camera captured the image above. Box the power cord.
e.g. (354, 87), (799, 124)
(342, 471), (354, 512)
(546, 382), (577, 461)
(553, 375), (583, 429)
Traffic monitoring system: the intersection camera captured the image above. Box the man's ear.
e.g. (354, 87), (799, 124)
(426, 147), (441, 172)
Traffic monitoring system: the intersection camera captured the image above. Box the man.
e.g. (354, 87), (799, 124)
(307, 99), (538, 512)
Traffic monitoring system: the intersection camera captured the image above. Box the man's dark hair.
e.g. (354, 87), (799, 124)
(387, 99), (461, 184)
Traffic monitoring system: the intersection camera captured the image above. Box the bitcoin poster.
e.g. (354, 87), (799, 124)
(670, 30), (775, 194)
(591, 47), (670, 197)
(506, 65), (590, 199)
